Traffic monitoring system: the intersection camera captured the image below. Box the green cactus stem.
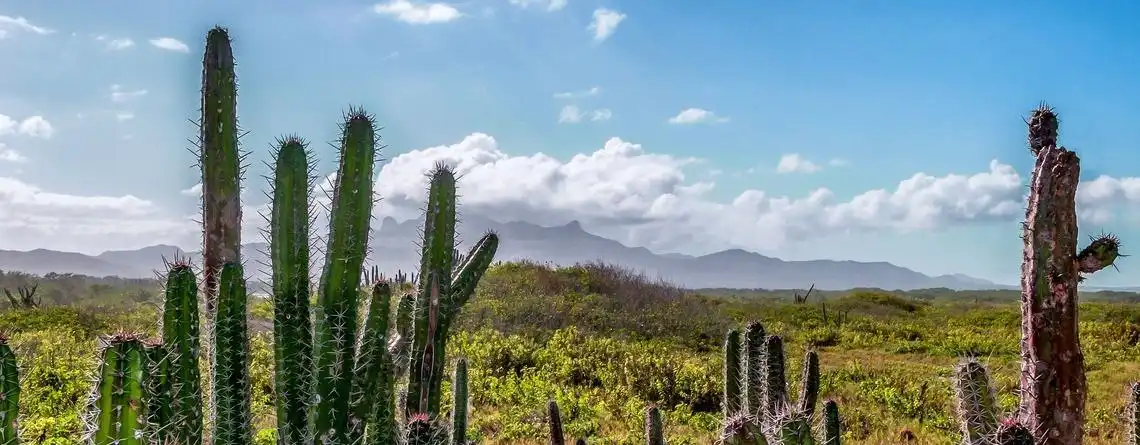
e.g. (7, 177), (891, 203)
(268, 135), (315, 445)
(211, 262), (252, 445)
(450, 358), (469, 445)
(719, 412), (765, 445)
(0, 334), (19, 445)
(762, 336), (789, 418)
(141, 340), (172, 445)
(349, 282), (394, 443)
(84, 333), (147, 445)
(406, 162), (500, 418)
(821, 400), (841, 445)
(161, 262), (203, 445)
(646, 406), (664, 445)
(953, 358), (998, 444)
(723, 329), (743, 418)
(198, 25), (242, 315)
(1131, 382), (1140, 445)
(405, 413), (445, 445)
(742, 321), (766, 418)
(548, 400), (566, 445)
(796, 350), (819, 418)
(995, 419), (1034, 445)
(312, 107), (379, 445)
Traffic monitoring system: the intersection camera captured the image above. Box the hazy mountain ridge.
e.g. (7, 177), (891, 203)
(1, 216), (1011, 290)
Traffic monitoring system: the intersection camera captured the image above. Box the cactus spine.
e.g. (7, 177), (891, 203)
(0, 335), (18, 445)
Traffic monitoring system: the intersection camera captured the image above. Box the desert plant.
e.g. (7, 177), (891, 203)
(950, 104), (1124, 445)
(0, 334), (18, 445)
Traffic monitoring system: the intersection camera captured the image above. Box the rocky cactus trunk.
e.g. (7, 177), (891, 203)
(199, 25), (242, 315)
(1018, 103), (1120, 444)
(0, 335), (18, 445)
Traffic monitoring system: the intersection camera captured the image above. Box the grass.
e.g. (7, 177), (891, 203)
(3, 260), (1140, 444)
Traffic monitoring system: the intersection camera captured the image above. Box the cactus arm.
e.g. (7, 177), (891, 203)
(762, 336), (789, 419)
(449, 358), (469, 445)
(313, 108), (379, 445)
(115, 341), (145, 445)
(953, 358), (999, 444)
(645, 406), (664, 445)
(723, 329), (743, 418)
(0, 336), (18, 445)
(211, 262), (253, 445)
(161, 263), (203, 445)
(742, 322), (766, 418)
(446, 231), (499, 317)
(268, 136), (315, 445)
(796, 350), (820, 418)
(548, 400), (566, 445)
(821, 400), (841, 445)
(348, 282), (393, 443)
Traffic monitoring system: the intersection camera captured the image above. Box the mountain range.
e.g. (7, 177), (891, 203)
(0, 216), (1008, 290)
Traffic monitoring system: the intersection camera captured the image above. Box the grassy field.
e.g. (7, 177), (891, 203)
(3, 261), (1140, 444)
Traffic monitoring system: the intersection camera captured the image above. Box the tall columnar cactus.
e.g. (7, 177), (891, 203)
(953, 358), (1044, 445)
(548, 399), (566, 445)
(449, 358), (469, 445)
(83, 333), (148, 445)
(211, 262), (253, 445)
(0, 335), (18, 445)
(141, 339), (172, 445)
(310, 108), (380, 445)
(742, 321), (766, 418)
(405, 163), (500, 418)
(199, 25), (243, 315)
(723, 329), (743, 418)
(1128, 382), (1140, 445)
(267, 136), (315, 445)
(351, 281), (395, 444)
(1018, 103), (1121, 444)
(161, 262), (203, 445)
(646, 406), (664, 445)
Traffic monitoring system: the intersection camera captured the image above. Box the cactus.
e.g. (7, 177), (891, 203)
(742, 321), (766, 418)
(1018, 103), (1121, 443)
(161, 262), (204, 445)
(548, 399), (566, 445)
(645, 406), (664, 445)
(198, 25), (243, 315)
(405, 163), (500, 418)
(449, 358), (469, 445)
(211, 262), (253, 445)
(723, 329), (743, 418)
(141, 339), (172, 444)
(82, 333), (148, 445)
(0, 334), (18, 445)
(267, 136), (315, 445)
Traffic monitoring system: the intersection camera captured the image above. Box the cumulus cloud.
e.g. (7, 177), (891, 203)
(0, 114), (53, 139)
(110, 84), (148, 102)
(508, 0), (567, 11)
(776, 154), (821, 174)
(373, 0), (462, 24)
(0, 15), (54, 37)
(0, 143), (26, 163)
(668, 108), (728, 125)
(553, 86), (601, 99)
(558, 105), (612, 123)
(6, 133), (1140, 256)
(107, 38), (134, 50)
(149, 37), (189, 52)
(588, 8), (625, 42)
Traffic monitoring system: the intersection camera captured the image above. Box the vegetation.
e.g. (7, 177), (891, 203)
(0, 25), (1136, 445)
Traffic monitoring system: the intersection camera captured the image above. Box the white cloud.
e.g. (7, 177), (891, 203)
(373, 0), (462, 24)
(6, 133), (1140, 257)
(115, 112), (135, 122)
(508, 0), (567, 11)
(0, 114), (53, 139)
(149, 37), (189, 52)
(181, 183), (202, 196)
(668, 108), (728, 125)
(0, 143), (26, 163)
(558, 105), (611, 123)
(107, 38), (134, 50)
(588, 8), (625, 42)
(776, 154), (821, 174)
(110, 84), (148, 102)
(0, 16), (54, 37)
(553, 86), (601, 99)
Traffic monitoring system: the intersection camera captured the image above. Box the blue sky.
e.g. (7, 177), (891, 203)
(2, 0), (1139, 286)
